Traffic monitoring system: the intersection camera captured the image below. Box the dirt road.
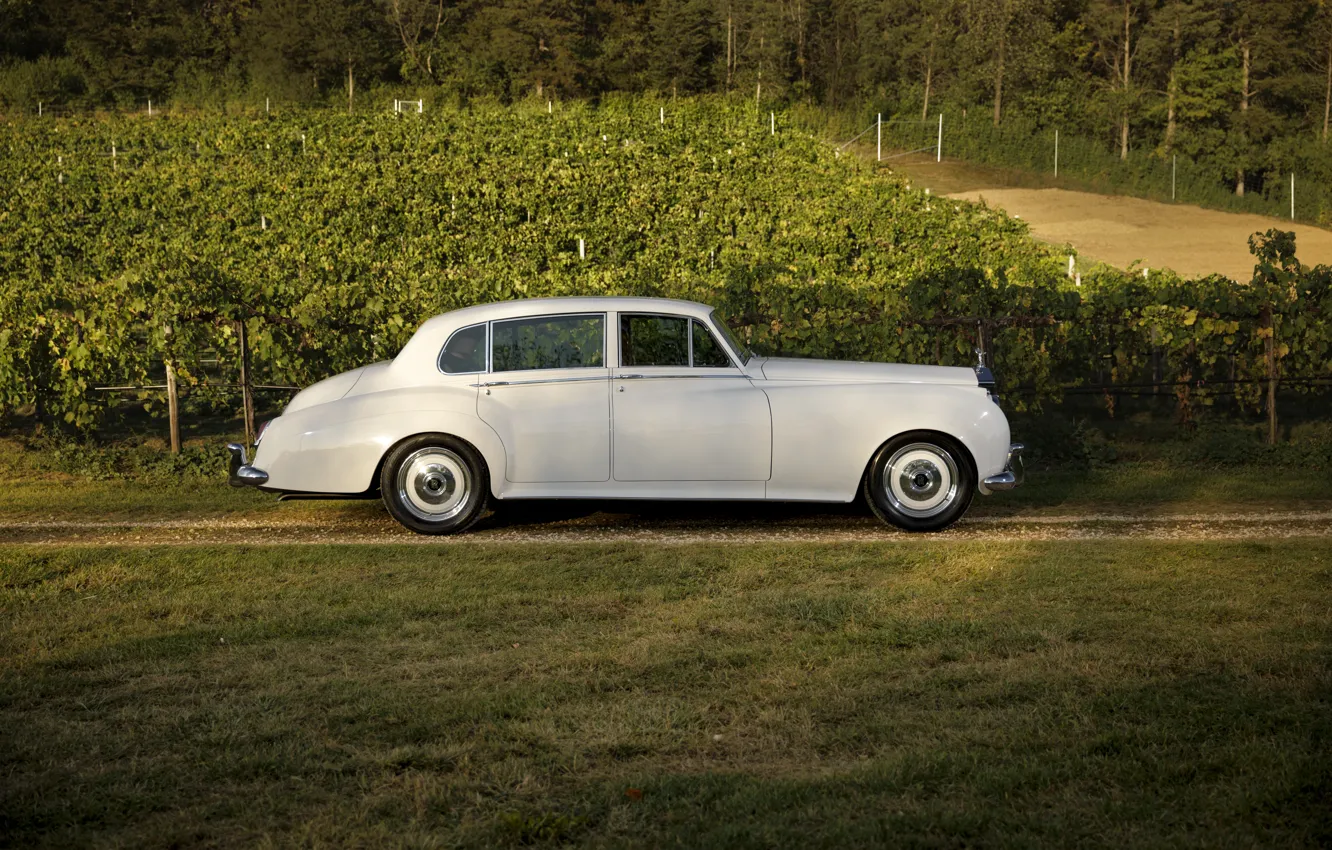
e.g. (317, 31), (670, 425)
(3, 509), (1329, 545)
(887, 154), (1332, 280)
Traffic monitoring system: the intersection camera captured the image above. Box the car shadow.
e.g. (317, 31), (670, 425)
(479, 498), (874, 532)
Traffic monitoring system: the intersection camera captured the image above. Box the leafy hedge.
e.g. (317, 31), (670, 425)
(1, 95), (1328, 433)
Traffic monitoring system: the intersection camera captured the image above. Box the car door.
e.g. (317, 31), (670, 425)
(476, 313), (611, 483)
(612, 313), (771, 482)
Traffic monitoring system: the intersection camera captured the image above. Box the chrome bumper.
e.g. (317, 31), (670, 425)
(227, 443), (269, 488)
(981, 443), (1024, 493)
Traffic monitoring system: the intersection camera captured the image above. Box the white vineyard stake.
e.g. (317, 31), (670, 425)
(660, 107), (664, 125)
(876, 113), (881, 161)
(579, 238), (585, 259)
(937, 113), (943, 162)
(770, 112), (775, 135)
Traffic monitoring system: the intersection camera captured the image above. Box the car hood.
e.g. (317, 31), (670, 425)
(757, 357), (979, 386)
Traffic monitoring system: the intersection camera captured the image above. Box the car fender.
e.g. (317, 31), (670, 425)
(762, 382), (1010, 501)
(253, 389), (506, 496)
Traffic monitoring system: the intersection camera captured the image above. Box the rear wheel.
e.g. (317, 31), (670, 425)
(863, 432), (975, 532)
(380, 435), (489, 535)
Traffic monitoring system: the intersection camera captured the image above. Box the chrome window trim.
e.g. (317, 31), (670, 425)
(488, 312), (608, 374)
(617, 312), (737, 370)
(436, 322), (490, 376)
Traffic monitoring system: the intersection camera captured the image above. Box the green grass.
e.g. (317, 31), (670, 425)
(2, 541), (1330, 847)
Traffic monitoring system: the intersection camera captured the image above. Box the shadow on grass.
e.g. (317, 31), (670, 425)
(3, 542), (1331, 847)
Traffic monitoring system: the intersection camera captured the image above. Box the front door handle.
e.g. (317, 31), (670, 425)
(616, 374), (644, 380)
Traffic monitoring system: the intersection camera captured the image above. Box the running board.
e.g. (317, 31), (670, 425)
(275, 491), (378, 502)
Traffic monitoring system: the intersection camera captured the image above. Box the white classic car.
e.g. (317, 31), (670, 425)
(228, 296), (1023, 533)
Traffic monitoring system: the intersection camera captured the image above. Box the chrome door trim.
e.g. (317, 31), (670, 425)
(614, 372), (748, 380)
(472, 375), (610, 389)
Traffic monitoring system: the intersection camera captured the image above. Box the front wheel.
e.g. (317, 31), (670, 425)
(863, 432), (975, 532)
(380, 435), (489, 535)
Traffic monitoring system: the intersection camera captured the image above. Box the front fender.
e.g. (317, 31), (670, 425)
(763, 382), (1010, 501)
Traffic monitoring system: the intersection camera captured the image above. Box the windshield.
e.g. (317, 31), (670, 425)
(708, 309), (753, 365)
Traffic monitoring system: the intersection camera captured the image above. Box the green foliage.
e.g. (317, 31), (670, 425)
(18, 435), (231, 481)
(0, 96), (1328, 435)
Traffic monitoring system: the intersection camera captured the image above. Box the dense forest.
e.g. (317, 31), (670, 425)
(2, 1), (1330, 200)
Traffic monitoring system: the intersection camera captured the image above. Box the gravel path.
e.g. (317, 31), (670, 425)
(2, 509), (1330, 545)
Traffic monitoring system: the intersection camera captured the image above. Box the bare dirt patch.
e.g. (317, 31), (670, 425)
(885, 154), (1332, 280)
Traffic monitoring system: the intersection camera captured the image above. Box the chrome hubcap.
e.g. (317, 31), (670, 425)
(882, 443), (959, 518)
(397, 448), (471, 522)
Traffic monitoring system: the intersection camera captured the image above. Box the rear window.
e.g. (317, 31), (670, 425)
(438, 323), (487, 374)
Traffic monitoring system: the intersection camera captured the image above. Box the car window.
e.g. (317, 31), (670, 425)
(709, 309), (752, 364)
(438, 323), (487, 374)
(621, 314), (688, 367)
(692, 321), (731, 367)
(492, 314), (605, 372)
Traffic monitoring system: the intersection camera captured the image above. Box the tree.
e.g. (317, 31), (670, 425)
(1140, 0), (1223, 155)
(646, 0), (719, 94)
(238, 0), (391, 108)
(1081, 0), (1150, 160)
(960, 0), (1050, 126)
(380, 0), (454, 83)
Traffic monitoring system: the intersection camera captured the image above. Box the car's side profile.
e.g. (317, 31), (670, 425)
(227, 296), (1023, 533)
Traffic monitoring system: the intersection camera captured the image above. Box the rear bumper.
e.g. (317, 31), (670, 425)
(227, 443), (269, 487)
(980, 443), (1024, 494)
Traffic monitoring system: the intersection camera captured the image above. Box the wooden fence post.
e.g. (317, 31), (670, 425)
(239, 319), (256, 446)
(1263, 304), (1277, 445)
(164, 325), (181, 454)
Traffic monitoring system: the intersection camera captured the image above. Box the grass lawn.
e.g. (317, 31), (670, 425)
(2, 540), (1330, 847)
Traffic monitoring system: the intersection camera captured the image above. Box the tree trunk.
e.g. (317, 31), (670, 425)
(1120, 0), (1131, 160)
(1237, 43), (1249, 196)
(347, 60), (354, 115)
(1165, 15), (1180, 153)
(922, 56), (932, 121)
(1324, 35), (1331, 143)
(1166, 67), (1177, 151)
(726, 12), (733, 89)
(993, 29), (1005, 127)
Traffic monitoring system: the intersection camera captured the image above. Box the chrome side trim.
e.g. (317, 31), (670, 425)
(471, 375), (609, 388)
(982, 443), (1025, 492)
(613, 373), (747, 381)
(227, 442), (270, 487)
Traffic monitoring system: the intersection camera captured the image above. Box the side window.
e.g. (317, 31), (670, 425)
(438, 323), (487, 374)
(692, 321), (732, 368)
(621, 315), (689, 367)
(491, 314), (604, 372)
